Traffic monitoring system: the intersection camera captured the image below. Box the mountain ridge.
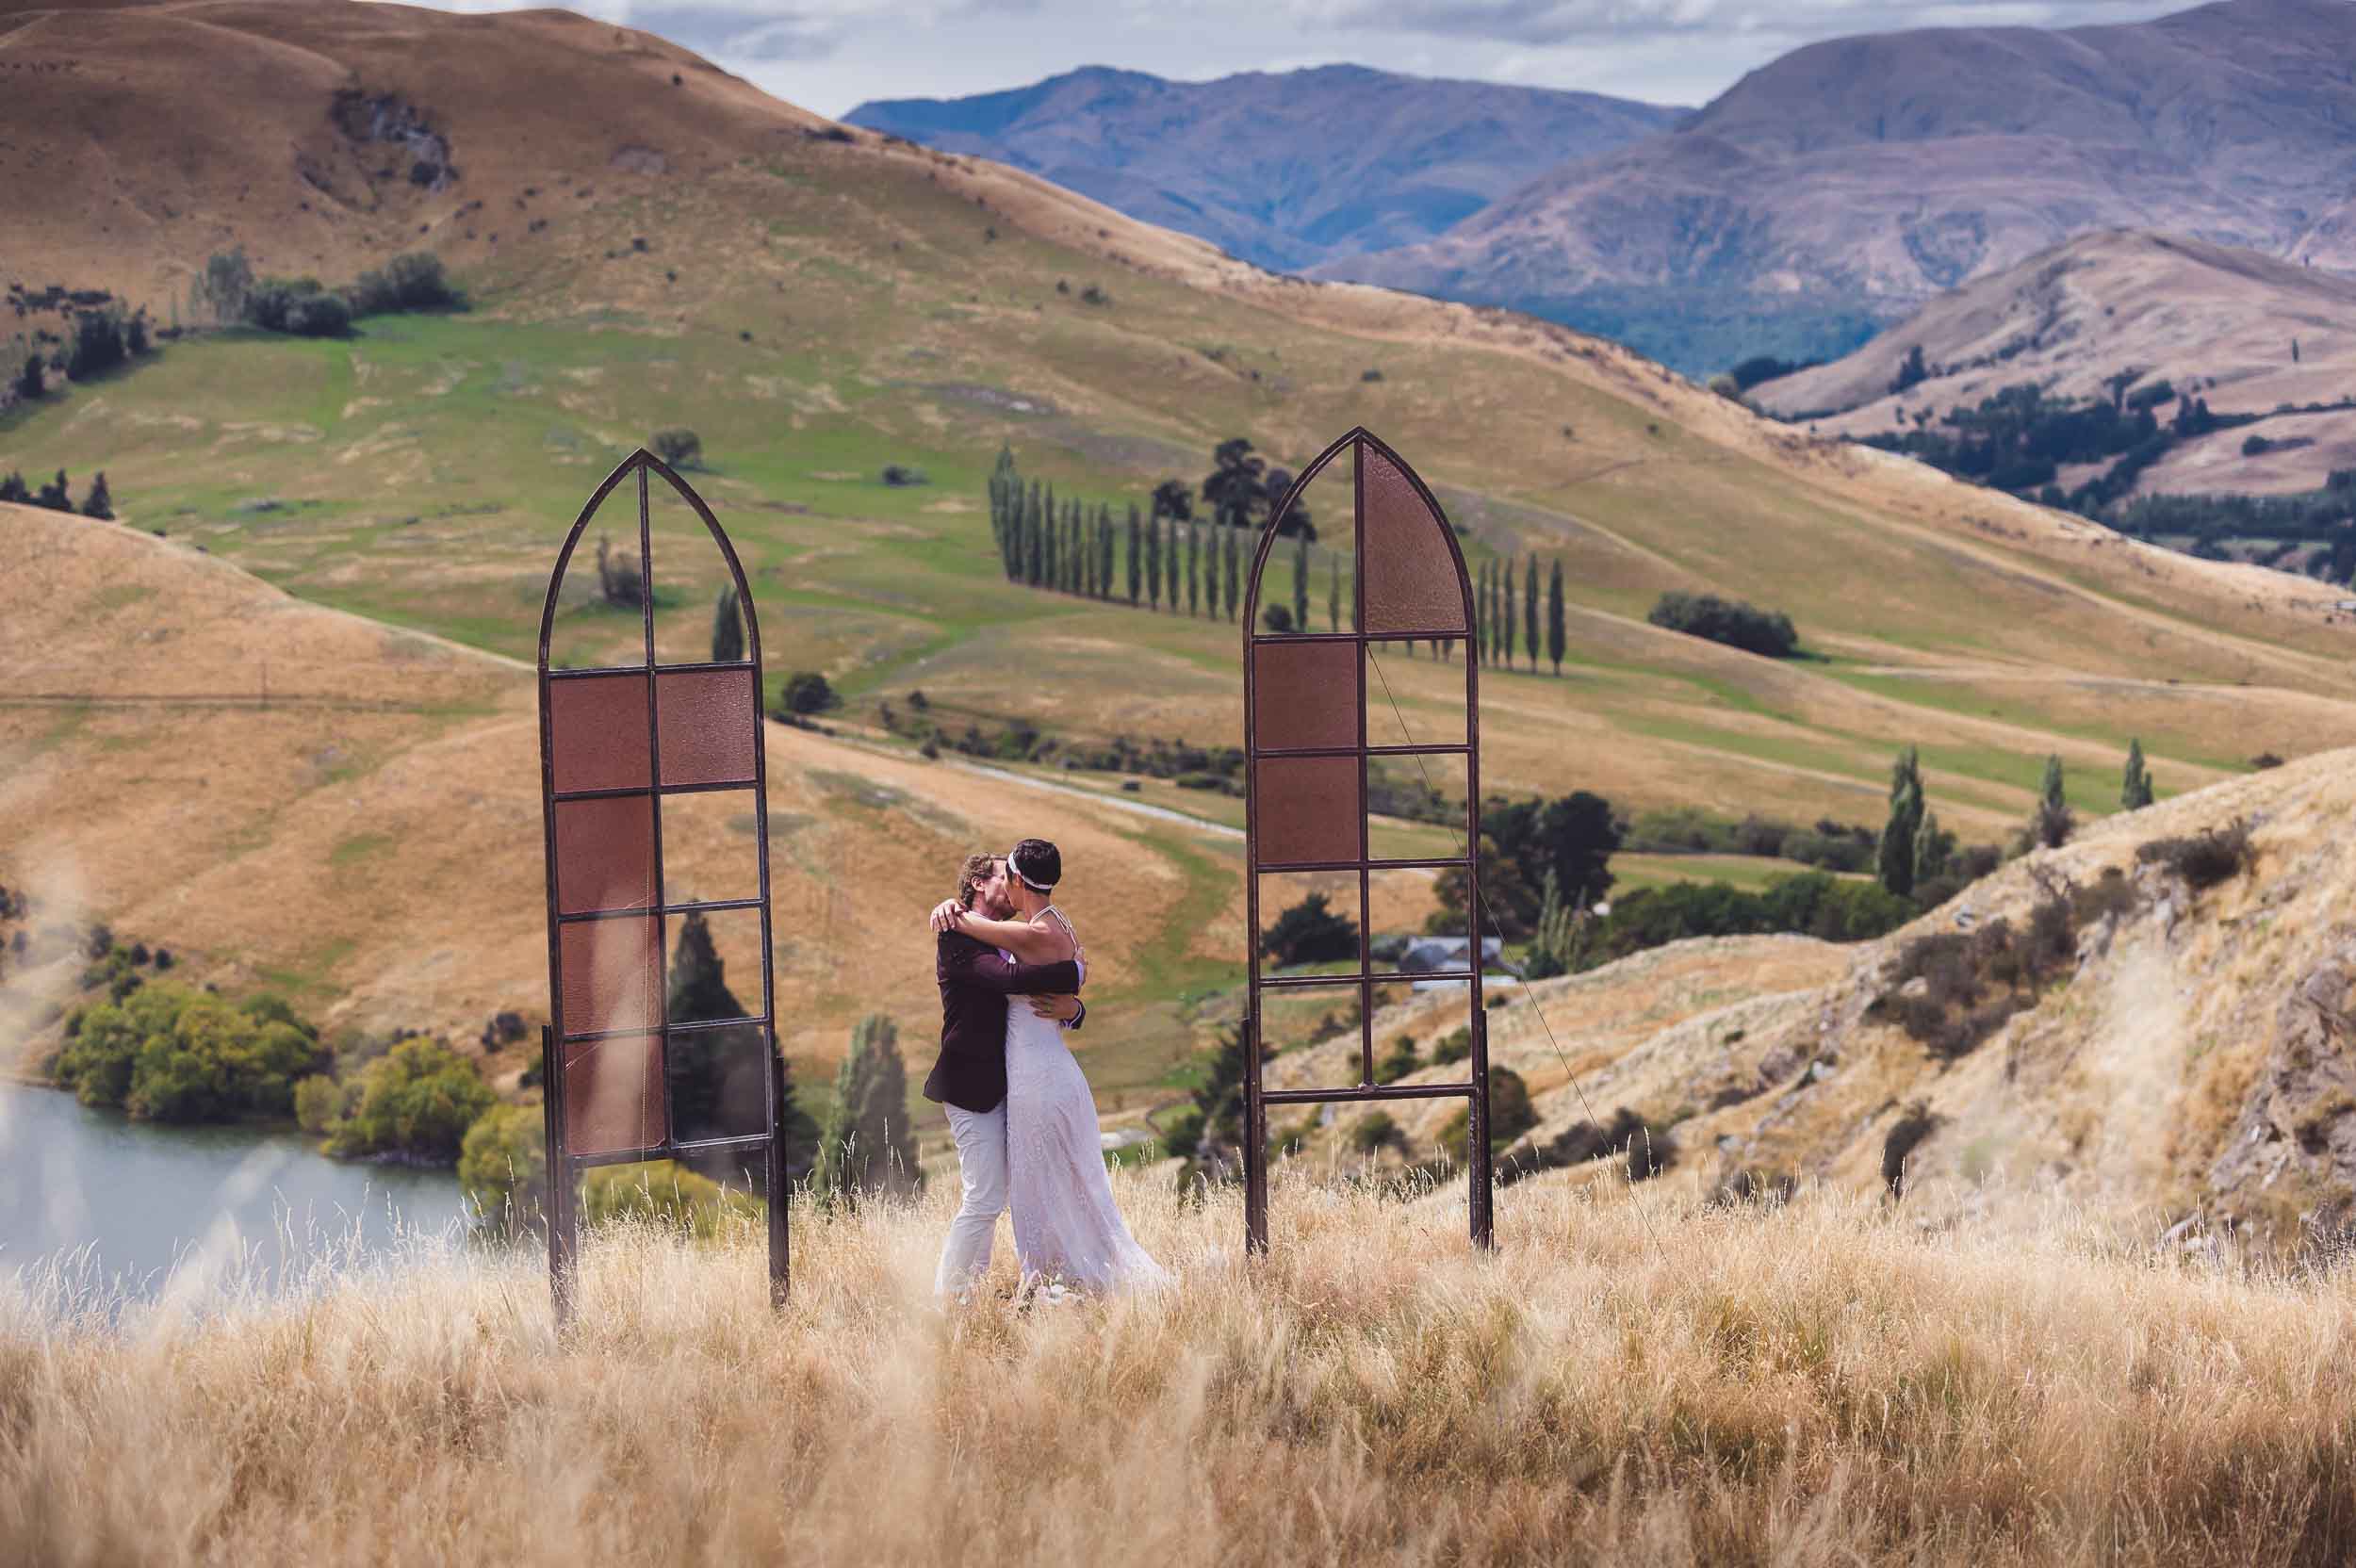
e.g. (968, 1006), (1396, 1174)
(843, 62), (1688, 273)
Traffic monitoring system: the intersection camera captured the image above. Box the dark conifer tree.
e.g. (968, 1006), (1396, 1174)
(1524, 553), (1540, 671)
(1501, 560), (1517, 668)
(0, 471), (27, 505)
(35, 470), (72, 513)
(1186, 522), (1201, 616)
(1546, 558), (1566, 676)
(1235, 515), (1253, 621)
(1125, 503), (1140, 605)
(1292, 531), (1310, 633)
(1146, 512), (1164, 610)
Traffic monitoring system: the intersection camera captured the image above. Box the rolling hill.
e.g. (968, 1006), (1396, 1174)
(841, 64), (1687, 275)
(1757, 230), (2356, 497)
(1317, 0), (2356, 372)
(8, 0), (2356, 1160)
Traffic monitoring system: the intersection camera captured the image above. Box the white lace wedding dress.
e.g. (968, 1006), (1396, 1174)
(1005, 907), (1171, 1296)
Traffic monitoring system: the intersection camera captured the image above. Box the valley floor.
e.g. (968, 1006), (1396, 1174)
(6, 1168), (2353, 1566)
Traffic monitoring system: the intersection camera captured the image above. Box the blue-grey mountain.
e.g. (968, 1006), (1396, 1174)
(1318, 0), (2356, 373)
(843, 64), (1688, 275)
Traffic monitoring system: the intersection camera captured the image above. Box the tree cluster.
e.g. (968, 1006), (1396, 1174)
(1645, 591), (1799, 659)
(810, 1012), (922, 1204)
(192, 248), (466, 339)
(0, 467), (112, 518)
(54, 983), (330, 1124)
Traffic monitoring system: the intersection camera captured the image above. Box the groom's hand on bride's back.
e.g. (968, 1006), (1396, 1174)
(928, 899), (966, 934)
(1027, 994), (1083, 1025)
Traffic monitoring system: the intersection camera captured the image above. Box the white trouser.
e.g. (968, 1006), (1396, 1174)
(935, 1100), (1008, 1297)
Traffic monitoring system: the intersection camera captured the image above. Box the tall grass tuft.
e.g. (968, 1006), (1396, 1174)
(5, 1166), (2354, 1565)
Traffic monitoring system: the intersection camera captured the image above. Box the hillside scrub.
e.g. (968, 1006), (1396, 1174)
(1644, 591), (1800, 659)
(6, 1174), (2354, 1566)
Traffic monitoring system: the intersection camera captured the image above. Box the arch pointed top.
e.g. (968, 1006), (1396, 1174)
(1247, 426), (1473, 643)
(535, 447), (764, 676)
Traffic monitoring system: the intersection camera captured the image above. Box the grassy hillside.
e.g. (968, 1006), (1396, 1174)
(6, 1173), (2353, 1566)
(9, 1), (2356, 1154)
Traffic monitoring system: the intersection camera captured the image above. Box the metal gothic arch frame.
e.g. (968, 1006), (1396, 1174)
(1239, 427), (1492, 1253)
(534, 449), (790, 1316)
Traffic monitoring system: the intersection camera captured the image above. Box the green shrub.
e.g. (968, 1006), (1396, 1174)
(1260, 892), (1358, 968)
(1378, 1033), (1419, 1081)
(1349, 1111), (1399, 1153)
(1432, 1026), (1472, 1066)
(293, 1072), (349, 1134)
(349, 253), (464, 316)
(1645, 591), (1798, 658)
(777, 670), (840, 716)
(2135, 817), (2254, 891)
(457, 1102), (548, 1227)
(321, 1037), (495, 1162)
(1436, 1066), (1536, 1163)
(581, 1160), (752, 1238)
(651, 428), (702, 468)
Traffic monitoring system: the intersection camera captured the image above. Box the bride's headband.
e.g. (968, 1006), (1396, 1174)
(1006, 844), (1055, 892)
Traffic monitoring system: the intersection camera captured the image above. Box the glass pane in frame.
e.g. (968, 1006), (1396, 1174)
(1366, 752), (1468, 863)
(1256, 871), (1363, 978)
(554, 794), (657, 916)
(654, 786), (761, 907)
(1253, 755), (1361, 867)
(666, 1022), (769, 1146)
(560, 913), (661, 1037)
(1367, 870), (1469, 978)
(1250, 638), (1357, 752)
(1367, 981), (1475, 1086)
(548, 673), (653, 794)
(564, 1033), (664, 1154)
(1362, 638), (1468, 747)
(1360, 444), (1467, 636)
(663, 906), (767, 1026)
(657, 665), (760, 787)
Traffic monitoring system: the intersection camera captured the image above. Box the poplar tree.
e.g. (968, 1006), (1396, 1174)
(1524, 553), (1540, 671)
(711, 583), (744, 663)
(1912, 808), (1950, 887)
(1501, 560), (1517, 668)
(1291, 531), (1310, 633)
(1126, 502), (1143, 605)
(1186, 522), (1201, 617)
(2121, 738), (2153, 810)
(81, 471), (114, 522)
(811, 1013), (923, 1203)
(1224, 521), (1241, 621)
(1101, 505), (1116, 601)
(1167, 514), (1182, 612)
(1024, 481), (1044, 586)
(1546, 559), (1566, 676)
(2033, 754), (2074, 849)
(1039, 483), (1056, 588)
(1146, 512), (1164, 610)
(1878, 747), (1924, 898)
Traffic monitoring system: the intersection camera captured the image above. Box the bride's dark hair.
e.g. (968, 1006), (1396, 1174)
(955, 854), (1000, 910)
(1008, 838), (1061, 892)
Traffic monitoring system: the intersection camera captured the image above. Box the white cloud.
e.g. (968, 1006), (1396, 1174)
(396, 0), (2201, 118)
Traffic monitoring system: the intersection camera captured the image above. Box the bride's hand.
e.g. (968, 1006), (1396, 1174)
(928, 899), (965, 933)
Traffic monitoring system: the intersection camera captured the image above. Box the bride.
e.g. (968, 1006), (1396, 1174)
(930, 838), (1170, 1298)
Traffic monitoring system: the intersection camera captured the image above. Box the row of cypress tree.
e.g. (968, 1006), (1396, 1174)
(1874, 739), (2161, 899)
(984, 448), (1578, 673)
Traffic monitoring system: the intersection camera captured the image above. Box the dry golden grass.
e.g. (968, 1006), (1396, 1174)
(6, 1169), (2355, 1566)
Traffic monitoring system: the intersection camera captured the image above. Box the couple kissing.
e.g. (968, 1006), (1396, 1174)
(924, 838), (1170, 1303)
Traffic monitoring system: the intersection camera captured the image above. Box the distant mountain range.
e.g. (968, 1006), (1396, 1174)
(843, 65), (1688, 274)
(854, 0), (2356, 375)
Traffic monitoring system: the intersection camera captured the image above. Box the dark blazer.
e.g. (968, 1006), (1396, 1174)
(922, 929), (1081, 1114)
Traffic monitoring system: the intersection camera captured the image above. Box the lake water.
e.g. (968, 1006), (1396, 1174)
(0, 1079), (475, 1303)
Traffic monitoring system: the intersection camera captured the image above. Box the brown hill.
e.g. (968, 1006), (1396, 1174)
(1317, 0), (2356, 371)
(842, 64), (1686, 274)
(0, 501), (1244, 1101)
(1277, 748), (2356, 1246)
(1757, 230), (2356, 496)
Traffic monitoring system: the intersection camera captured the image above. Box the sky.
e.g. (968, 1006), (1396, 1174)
(415, 0), (2208, 119)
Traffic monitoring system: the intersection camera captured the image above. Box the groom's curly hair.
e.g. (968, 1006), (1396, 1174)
(955, 853), (1000, 911)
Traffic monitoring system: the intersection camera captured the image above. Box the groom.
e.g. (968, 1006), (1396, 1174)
(926, 852), (1083, 1298)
